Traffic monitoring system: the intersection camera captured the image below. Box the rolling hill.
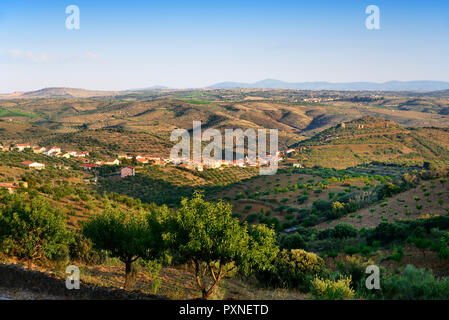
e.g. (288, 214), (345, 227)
(209, 79), (449, 91)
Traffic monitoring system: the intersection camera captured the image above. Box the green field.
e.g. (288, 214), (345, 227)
(0, 108), (38, 118)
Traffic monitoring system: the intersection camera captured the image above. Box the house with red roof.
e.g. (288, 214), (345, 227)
(21, 161), (45, 170)
(13, 144), (31, 151)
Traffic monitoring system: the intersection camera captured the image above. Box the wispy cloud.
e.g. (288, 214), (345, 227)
(84, 51), (100, 61)
(7, 50), (101, 63)
(8, 50), (51, 63)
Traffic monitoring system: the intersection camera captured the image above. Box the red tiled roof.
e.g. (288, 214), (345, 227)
(0, 183), (18, 189)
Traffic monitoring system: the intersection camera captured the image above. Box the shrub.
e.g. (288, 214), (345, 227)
(389, 246), (405, 263)
(437, 232), (449, 260)
(260, 249), (325, 290)
(246, 213), (259, 223)
(332, 223), (358, 239)
(311, 276), (355, 300)
(279, 233), (306, 250)
(379, 265), (449, 299)
(69, 231), (106, 265)
(0, 194), (70, 268)
(344, 246), (360, 255)
(313, 199), (332, 212)
(336, 256), (373, 291)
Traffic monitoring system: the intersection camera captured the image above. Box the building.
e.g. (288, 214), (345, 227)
(0, 183), (19, 194)
(80, 164), (98, 171)
(32, 146), (46, 154)
(120, 166), (135, 178)
(136, 157), (149, 164)
(21, 161), (45, 170)
(13, 144), (31, 151)
(43, 147), (61, 156)
(74, 152), (89, 158)
(104, 159), (120, 166)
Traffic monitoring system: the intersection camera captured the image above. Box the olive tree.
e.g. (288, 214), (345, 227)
(0, 194), (70, 269)
(165, 192), (278, 299)
(82, 202), (167, 289)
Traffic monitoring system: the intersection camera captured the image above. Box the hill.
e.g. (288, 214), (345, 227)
(293, 116), (449, 169)
(209, 80), (449, 91)
(0, 88), (125, 99)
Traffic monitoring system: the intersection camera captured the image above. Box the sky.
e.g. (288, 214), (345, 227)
(0, 0), (449, 92)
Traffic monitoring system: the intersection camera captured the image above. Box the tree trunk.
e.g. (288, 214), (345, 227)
(124, 261), (132, 290)
(204, 279), (220, 300)
(27, 259), (32, 270)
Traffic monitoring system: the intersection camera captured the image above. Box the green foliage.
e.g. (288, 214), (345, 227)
(0, 194), (70, 268)
(279, 232), (306, 250)
(82, 201), (167, 289)
(318, 223), (358, 240)
(259, 249), (325, 291)
(69, 231), (106, 265)
(311, 276), (355, 300)
(336, 255), (373, 292)
(388, 246), (405, 263)
(164, 192), (278, 299)
(377, 182), (402, 200)
(377, 265), (449, 300)
(438, 232), (449, 259)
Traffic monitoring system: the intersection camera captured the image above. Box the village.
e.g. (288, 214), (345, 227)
(0, 142), (291, 188)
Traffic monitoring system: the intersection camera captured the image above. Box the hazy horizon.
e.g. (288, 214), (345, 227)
(2, 0), (449, 92)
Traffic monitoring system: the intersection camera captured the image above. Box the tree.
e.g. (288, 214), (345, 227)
(0, 194), (70, 269)
(165, 192), (278, 299)
(82, 201), (167, 289)
(410, 237), (431, 258)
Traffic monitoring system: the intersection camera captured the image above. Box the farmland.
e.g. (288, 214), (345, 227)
(1, 89), (449, 301)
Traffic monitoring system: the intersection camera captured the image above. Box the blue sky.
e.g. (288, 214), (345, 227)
(1, 0), (448, 92)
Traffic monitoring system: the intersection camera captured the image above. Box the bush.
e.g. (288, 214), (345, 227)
(246, 213), (259, 223)
(69, 232), (106, 265)
(259, 249), (325, 291)
(313, 199), (332, 213)
(311, 276), (355, 300)
(438, 232), (449, 259)
(378, 265), (449, 299)
(0, 194), (70, 268)
(332, 223), (358, 239)
(336, 256), (373, 291)
(297, 195), (309, 204)
(279, 233), (306, 250)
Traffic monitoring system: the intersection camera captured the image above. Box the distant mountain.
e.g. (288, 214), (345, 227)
(208, 79), (449, 91)
(0, 87), (124, 99)
(130, 85), (171, 91)
(3, 80), (449, 99)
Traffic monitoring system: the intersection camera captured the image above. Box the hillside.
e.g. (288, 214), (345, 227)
(293, 116), (449, 169)
(1, 90), (449, 301)
(0, 88), (125, 99)
(1, 89), (449, 155)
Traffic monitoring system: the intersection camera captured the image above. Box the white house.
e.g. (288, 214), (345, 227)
(21, 161), (45, 170)
(13, 144), (31, 151)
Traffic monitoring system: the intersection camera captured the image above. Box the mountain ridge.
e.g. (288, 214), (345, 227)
(208, 79), (449, 91)
(2, 80), (449, 99)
